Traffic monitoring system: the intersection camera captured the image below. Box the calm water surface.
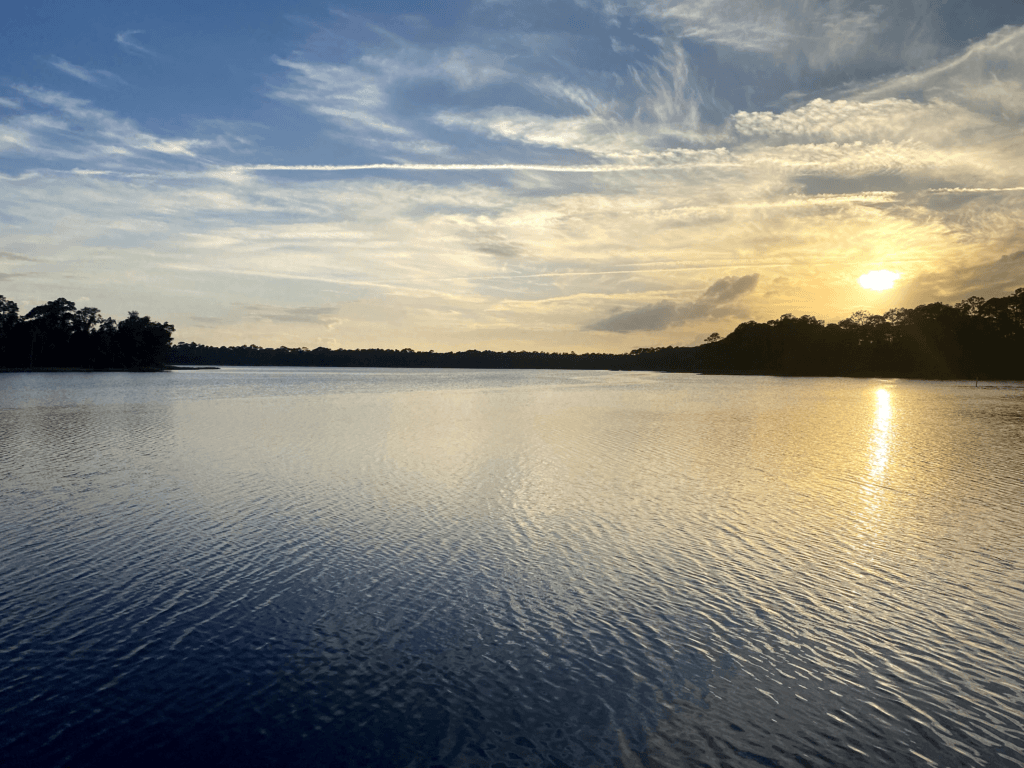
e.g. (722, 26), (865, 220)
(1, 369), (1022, 767)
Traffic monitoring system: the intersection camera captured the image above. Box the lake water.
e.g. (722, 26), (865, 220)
(1, 368), (1022, 767)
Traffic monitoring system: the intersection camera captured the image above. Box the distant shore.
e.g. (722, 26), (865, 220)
(4, 287), (1022, 380)
(164, 286), (1024, 380)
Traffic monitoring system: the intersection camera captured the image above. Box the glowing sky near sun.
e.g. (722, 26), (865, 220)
(859, 271), (900, 291)
(2, 1), (1024, 352)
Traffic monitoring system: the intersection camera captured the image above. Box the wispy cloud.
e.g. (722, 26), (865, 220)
(0, 250), (39, 263)
(49, 57), (122, 86)
(270, 58), (450, 156)
(897, 250), (1024, 307)
(625, 0), (944, 74)
(268, 35), (519, 158)
(116, 30), (156, 57)
(4, 8), (1024, 351)
(857, 24), (1024, 105)
(0, 87), (212, 164)
(239, 303), (342, 326)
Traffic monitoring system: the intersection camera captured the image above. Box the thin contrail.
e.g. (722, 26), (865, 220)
(61, 167), (1024, 195)
(232, 163), (662, 173)
(924, 186), (1024, 194)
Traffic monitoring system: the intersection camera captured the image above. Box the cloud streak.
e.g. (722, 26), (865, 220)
(0, 87), (213, 164)
(116, 30), (156, 57)
(49, 58), (121, 85)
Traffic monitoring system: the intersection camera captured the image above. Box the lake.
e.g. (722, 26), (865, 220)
(1, 368), (1022, 767)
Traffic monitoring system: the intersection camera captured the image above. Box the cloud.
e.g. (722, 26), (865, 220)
(5, 14), (1024, 352)
(629, 40), (708, 127)
(0, 87), (212, 163)
(611, 37), (636, 54)
(857, 24), (1024, 113)
(435, 108), (634, 155)
(472, 233), (525, 260)
(240, 303), (341, 325)
(532, 75), (615, 115)
(423, 21), (1024, 181)
(433, 35), (729, 157)
(701, 273), (760, 302)
(268, 36), (517, 157)
(897, 250), (1024, 307)
(627, 0), (942, 74)
(230, 161), (676, 172)
(0, 250), (38, 263)
(269, 11), (730, 163)
(587, 273), (759, 332)
(270, 58), (451, 156)
(586, 299), (677, 332)
(0, 250), (41, 284)
(116, 30), (156, 57)
(430, 47), (514, 90)
(49, 58), (122, 86)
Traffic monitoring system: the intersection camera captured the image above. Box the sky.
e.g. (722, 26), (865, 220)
(2, 0), (1024, 352)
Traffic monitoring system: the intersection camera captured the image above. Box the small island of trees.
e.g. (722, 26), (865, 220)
(3, 287), (1023, 379)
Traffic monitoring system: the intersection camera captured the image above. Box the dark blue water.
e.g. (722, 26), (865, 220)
(1, 369), (1022, 767)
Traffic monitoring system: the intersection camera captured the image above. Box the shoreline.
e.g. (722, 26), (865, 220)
(2, 365), (1019, 383)
(0, 366), (220, 373)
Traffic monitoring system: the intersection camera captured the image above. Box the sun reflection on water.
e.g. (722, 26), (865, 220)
(857, 386), (894, 539)
(869, 387), (892, 484)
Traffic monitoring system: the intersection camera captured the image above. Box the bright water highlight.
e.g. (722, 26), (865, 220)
(1, 369), (1022, 766)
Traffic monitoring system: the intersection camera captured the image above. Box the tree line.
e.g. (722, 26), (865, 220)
(167, 287), (1024, 379)
(0, 297), (175, 370)
(4, 287), (1023, 378)
(691, 288), (1024, 379)
(167, 343), (641, 370)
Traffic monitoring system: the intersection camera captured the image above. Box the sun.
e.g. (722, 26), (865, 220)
(858, 270), (900, 291)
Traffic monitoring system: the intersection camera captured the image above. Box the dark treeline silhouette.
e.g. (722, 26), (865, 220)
(6, 288), (1022, 378)
(0, 296), (175, 370)
(167, 287), (1024, 379)
(167, 343), (662, 371)
(692, 288), (1024, 379)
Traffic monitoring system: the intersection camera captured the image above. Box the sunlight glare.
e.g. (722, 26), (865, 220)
(858, 386), (894, 525)
(869, 387), (892, 483)
(858, 270), (900, 290)
(855, 387), (894, 546)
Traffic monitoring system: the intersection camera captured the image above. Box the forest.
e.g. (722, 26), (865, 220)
(3, 288), (1023, 379)
(0, 297), (175, 370)
(689, 288), (1024, 380)
(166, 287), (1024, 380)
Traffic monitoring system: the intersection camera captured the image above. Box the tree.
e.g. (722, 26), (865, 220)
(23, 298), (78, 367)
(114, 311), (175, 369)
(0, 296), (19, 364)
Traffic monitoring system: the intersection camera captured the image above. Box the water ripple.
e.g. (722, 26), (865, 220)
(1, 371), (1022, 766)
